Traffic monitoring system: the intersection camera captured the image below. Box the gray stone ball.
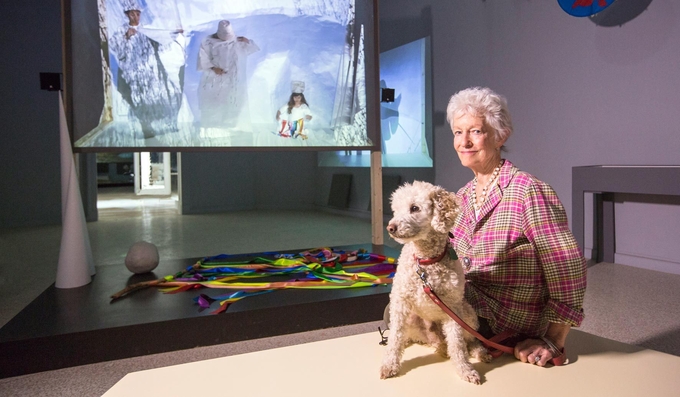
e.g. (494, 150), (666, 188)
(125, 241), (159, 274)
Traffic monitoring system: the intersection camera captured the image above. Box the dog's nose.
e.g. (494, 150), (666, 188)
(387, 223), (397, 234)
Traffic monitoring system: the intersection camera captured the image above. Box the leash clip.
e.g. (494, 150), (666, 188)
(378, 327), (389, 345)
(416, 261), (432, 289)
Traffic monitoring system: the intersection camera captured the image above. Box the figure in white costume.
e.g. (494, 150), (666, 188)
(197, 20), (260, 130)
(276, 81), (313, 139)
(109, 0), (185, 138)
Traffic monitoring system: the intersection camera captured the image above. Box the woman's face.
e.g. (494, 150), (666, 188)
(451, 113), (504, 174)
(293, 94), (302, 105)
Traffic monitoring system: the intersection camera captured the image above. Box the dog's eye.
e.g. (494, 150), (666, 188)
(410, 205), (420, 213)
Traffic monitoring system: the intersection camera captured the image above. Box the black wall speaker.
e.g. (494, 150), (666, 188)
(381, 88), (395, 103)
(39, 72), (62, 91)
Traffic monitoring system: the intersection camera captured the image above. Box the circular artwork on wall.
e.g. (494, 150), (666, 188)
(558, 0), (617, 17)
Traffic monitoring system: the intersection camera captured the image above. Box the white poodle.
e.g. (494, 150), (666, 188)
(380, 181), (491, 384)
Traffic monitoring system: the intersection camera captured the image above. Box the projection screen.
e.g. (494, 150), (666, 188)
(67, 0), (379, 151)
(318, 36), (432, 167)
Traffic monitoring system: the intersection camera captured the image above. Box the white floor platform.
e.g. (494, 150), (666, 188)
(104, 329), (680, 397)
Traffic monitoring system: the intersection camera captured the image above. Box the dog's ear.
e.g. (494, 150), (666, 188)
(430, 186), (460, 234)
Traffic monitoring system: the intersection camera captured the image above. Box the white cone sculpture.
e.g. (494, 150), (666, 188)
(55, 92), (95, 288)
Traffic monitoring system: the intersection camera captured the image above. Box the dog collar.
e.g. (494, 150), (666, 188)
(415, 243), (453, 266)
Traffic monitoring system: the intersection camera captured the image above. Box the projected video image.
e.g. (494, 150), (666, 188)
(75, 0), (372, 149)
(318, 37), (432, 167)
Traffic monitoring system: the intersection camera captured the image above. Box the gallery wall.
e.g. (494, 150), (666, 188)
(180, 151), (318, 213)
(0, 0), (63, 228)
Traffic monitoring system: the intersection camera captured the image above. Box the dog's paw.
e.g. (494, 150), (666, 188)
(460, 367), (482, 385)
(379, 363), (400, 379)
(477, 351), (493, 363)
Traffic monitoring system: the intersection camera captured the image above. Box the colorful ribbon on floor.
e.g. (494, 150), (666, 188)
(111, 248), (397, 314)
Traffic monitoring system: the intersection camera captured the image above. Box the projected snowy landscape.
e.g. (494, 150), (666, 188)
(76, 0), (373, 149)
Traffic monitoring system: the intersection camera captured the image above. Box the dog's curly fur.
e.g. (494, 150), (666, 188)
(380, 181), (491, 384)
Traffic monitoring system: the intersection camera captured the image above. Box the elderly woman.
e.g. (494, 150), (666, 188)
(446, 87), (587, 367)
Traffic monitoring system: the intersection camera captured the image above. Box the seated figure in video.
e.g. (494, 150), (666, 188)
(276, 81), (313, 140)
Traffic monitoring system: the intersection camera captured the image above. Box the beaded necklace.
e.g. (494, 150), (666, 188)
(471, 161), (502, 211)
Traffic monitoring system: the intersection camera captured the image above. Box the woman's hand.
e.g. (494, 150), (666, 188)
(515, 323), (568, 367)
(305, 115), (312, 120)
(514, 338), (558, 367)
(211, 67), (225, 75)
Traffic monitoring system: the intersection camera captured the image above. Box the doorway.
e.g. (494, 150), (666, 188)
(95, 152), (180, 217)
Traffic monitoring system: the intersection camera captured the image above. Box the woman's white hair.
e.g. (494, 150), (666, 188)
(446, 87), (513, 144)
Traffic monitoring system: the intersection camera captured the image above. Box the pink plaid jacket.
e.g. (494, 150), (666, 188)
(449, 160), (586, 336)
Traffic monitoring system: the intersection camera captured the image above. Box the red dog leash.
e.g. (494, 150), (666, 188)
(421, 285), (515, 356)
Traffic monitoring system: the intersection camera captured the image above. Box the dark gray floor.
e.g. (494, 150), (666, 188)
(1, 187), (679, 396)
